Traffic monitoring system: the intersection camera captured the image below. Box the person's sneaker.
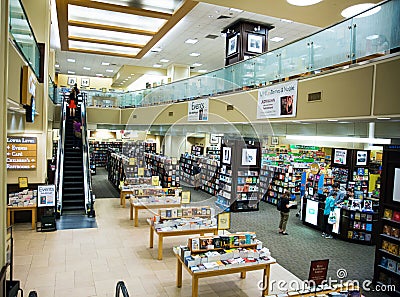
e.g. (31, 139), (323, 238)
(322, 232), (326, 237)
(282, 232), (289, 235)
(325, 235), (333, 239)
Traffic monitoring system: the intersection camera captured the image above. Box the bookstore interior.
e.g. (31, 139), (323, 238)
(3, 0), (400, 296)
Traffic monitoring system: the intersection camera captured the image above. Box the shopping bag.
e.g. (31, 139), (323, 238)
(328, 211), (336, 224)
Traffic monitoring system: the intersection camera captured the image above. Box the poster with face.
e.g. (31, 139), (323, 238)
(222, 147), (231, 165)
(356, 151), (368, 166)
(241, 148), (257, 166)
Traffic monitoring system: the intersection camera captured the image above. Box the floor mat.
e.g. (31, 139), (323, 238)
(56, 214), (97, 230)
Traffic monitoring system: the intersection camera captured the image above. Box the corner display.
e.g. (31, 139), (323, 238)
(241, 148), (257, 166)
(227, 35), (237, 56)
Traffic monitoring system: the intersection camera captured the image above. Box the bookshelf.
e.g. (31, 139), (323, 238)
(179, 154), (199, 187)
(343, 208), (378, 244)
(90, 141), (122, 167)
(191, 145), (204, 156)
(200, 157), (220, 195)
(145, 153), (180, 188)
(107, 151), (126, 189)
(374, 145), (400, 294)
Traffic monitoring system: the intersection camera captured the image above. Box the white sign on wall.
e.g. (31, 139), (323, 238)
(38, 185), (56, 207)
(257, 80), (298, 119)
(334, 149), (347, 165)
(188, 99), (209, 121)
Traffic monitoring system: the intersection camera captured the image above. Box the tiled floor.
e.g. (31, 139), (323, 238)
(12, 198), (302, 297)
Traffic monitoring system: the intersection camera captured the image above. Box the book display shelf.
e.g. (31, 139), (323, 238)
(145, 153), (180, 188)
(90, 141), (122, 167)
(374, 145), (400, 295)
(144, 142), (156, 153)
(216, 138), (261, 212)
(121, 141), (152, 185)
(179, 154), (200, 187)
(200, 157), (220, 195)
(205, 146), (220, 159)
(343, 208), (378, 244)
(107, 151), (127, 189)
(191, 145), (204, 156)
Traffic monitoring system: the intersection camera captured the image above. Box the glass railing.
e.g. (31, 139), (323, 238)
(48, 76), (57, 104)
(9, 0), (41, 78)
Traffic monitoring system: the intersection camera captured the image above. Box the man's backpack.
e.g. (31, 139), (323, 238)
(277, 199), (282, 211)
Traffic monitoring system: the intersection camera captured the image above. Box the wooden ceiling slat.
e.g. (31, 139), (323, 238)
(56, 0), (69, 50)
(135, 0), (198, 59)
(69, 48), (137, 59)
(68, 0), (172, 20)
(69, 36), (145, 49)
(68, 20), (156, 36)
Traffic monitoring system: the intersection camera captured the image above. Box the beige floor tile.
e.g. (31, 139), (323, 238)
(56, 286), (96, 297)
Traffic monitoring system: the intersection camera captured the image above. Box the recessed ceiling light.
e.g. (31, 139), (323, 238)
(67, 58), (75, 63)
(229, 8), (243, 13)
(127, 76), (131, 79)
(106, 69), (114, 73)
(366, 34), (380, 40)
(341, 3), (381, 18)
(280, 18), (294, 23)
(96, 73), (103, 77)
(270, 37), (284, 42)
(377, 117), (391, 120)
(287, 0), (322, 6)
(153, 64), (162, 68)
(160, 59), (170, 63)
(83, 67), (91, 70)
(67, 71), (75, 74)
(198, 70), (207, 73)
(130, 73), (135, 76)
(190, 52), (201, 57)
(55, 64), (60, 68)
(328, 119), (338, 122)
(151, 47), (162, 52)
(185, 38), (198, 44)
(192, 63), (202, 67)
(101, 62), (110, 66)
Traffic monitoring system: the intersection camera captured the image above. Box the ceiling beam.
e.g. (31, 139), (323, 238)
(69, 48), (137, 59)
(56, 0), (69, 50)
(69, 36), (145, 49)
(68, 0), (172, 20)
(68, 20), (156, 36)
(135, 0), (198, 59)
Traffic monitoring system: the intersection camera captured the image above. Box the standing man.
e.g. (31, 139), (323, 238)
(278, 191), (291, 235)
(193, 161), (202, 190)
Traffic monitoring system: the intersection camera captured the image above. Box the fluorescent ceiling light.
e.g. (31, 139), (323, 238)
(96, 73), (103, 77)
(341, 3), (381, 18)
(366, 34), (379, 40)
(68, 5), (166, 32)
(83, 67), (91, 70)
(286, 135), (391, 144)
(153, 64), (162, 68)
(192, 63), (202, 67)
(377, 117), (391, 120)
(68, 71), (75, 74)
(327, 119), (338, 122)
(127, 76), (132, 79)
(160, 59), (170, 63)
(68, 26), (151, 45)
(69, 40), (141, 55)
(101, 62), (110, 66)
(229, 8), (243, 13)
(151, 47), (162, 52)
(190, 52), (201, 57)
(106, 69), (114, 73)
(130, 73), (135, 75)
(281, 18), (294, 23)
(55, 64), (60, 67)
(185, 38), (198, 44)
(198, 70), (207, 73)
(287, 0), (322, 6)
(67, 58), (75, 62)
(270, 37), (284, 42)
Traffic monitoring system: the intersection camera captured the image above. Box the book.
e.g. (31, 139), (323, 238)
(354, 212), (361, 220)
(388, 243), (399, 255)
(393, 211), (400, 222)
(383, 225), (391, 235)
(191, 238), (200, 251)
(380, 257), (389, 267)
(383, 209), (393, 219)
(392, 228), (400, 238)
(388, 259), (397, 271)
(382, 240), (390, 250)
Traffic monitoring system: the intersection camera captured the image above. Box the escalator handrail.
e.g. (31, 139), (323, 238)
(54, 95), (67, 214)
(115, 281), (129, 297)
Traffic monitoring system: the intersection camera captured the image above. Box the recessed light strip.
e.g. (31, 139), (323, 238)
(286, 135), (391, 144)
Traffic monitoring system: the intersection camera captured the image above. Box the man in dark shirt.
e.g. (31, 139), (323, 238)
(193, 161), (202, 190)
(278, 191), (291, 235)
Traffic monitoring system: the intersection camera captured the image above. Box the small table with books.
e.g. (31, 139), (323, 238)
(7, 205), (37, 230)
(130, 200), (182, 227)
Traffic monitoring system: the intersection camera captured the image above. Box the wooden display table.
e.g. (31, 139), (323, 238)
(150, 224), (218, 260)
(130, 199), (181, 227)
(120, 189), (131, 207)
(7, 205), (37, 230)
(175, 253), (276, 297)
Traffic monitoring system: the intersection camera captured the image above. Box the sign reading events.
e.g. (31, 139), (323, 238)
(257, 80), (298, 119)
(188, 98), (209, 121)
(6, 136), (37, 170)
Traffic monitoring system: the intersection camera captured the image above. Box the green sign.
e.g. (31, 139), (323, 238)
(294, 158), (315, 163)
(290, 145), (320, 151)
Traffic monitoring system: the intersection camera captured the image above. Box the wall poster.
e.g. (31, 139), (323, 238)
(334, 149), (347, 165)
(188, 98), (209, 121)
(257, 80), (298, 119)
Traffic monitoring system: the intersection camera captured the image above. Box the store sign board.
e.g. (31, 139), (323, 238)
(257, 80), (298, 119)
(38, 185), (56, 207)
(308, 259), (329, 286)
(188, 98), (209, 121)
(290, 145), (320, 151)
(6, 136), (37, 170)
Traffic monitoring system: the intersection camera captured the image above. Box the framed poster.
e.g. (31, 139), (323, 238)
(248, 34), (263, 53)
(188, 99), (209, 122)
(38, 185), (56, 207)
(356, 151), (368, 166)
(81, 78), (90, 87)
(218, 212), (231, 230)
(241, 148), (257, 166)
(227, 35), (237, 56)
(334, 149), (347, 165)
(271, 136), (279, 145)
(67, 76), (76, 85)
(222, 146), (231, 165)
(181, 191), (191, 204)
(18, 177), (28, 188)
(210, 134), (219, 144)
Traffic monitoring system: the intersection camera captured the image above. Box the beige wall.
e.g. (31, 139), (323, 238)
(7, 45), (25, 104)
(87, 107), (121, 124)
(58, 74), (113, 90)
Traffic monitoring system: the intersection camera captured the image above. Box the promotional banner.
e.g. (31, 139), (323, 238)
(38, 185), (56, 207)
(334, 149), (347, 165)
(257, 80), (298, 119)
(188, 98), (209, 121)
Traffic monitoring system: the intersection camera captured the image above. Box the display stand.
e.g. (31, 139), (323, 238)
(373, 144), (400, 295)
(37, 185), (56, 232)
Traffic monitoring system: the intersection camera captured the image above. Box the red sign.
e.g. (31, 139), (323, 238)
(308, 259), (329, 286)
